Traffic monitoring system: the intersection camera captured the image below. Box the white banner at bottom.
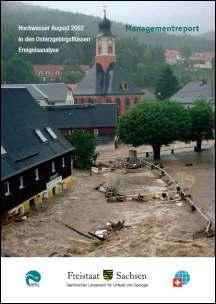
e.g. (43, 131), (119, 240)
(1, 257), (215, 303)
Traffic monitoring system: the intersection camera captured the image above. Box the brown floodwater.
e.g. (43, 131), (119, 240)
(1, 144), (215, 257)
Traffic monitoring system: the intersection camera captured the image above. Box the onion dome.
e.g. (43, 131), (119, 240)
(99, 10), (112, 36)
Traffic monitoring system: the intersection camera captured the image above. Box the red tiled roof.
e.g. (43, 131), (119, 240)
(165, 49), (181, 58)
(191, 52), (215, 61)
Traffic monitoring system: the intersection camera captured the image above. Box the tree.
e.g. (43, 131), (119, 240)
(155, 65), (179, 100)
(4, 55), (36, 83)
(117, 101), (191, 160)
(188, 100), (214, 152)
(61, 61), (84, 84)
(62, 70), (83, 84)
(66, 130), (96, 169)
(180, 45), (192, 59)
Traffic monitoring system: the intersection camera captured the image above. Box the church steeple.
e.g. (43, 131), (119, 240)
(95, 7), (116, 72)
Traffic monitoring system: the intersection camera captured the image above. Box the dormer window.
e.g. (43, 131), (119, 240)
(45, 127), (57, 140)
(121, 82), (128, 91)
(34, 129), (48, 143)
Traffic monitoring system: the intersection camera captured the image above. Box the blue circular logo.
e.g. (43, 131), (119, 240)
(25, 270), (41, 287)
(175, 270), (190, 285)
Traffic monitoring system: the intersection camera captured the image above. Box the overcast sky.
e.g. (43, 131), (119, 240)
(22, 1), (215, 33)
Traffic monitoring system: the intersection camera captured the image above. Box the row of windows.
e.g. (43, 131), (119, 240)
(98, 46), (113, 55)
(68, 129), (98, 136)
(3, 157), (66, 196)
(74, 97), (140, 105)
(38, 71), (61, 77)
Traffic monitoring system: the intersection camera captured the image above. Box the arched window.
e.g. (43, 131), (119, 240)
(98, 39), (102, 55)
(108, 39), (113, 54)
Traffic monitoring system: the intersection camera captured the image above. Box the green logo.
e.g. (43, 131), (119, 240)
(25, 270), (41, 287)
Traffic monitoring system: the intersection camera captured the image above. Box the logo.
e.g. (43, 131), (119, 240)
(25, 270), (41, 287)
(173, 270), (190, 287)
(103, 269), (113, 281)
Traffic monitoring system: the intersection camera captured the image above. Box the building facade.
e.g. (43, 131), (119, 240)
(164, 49), (183, 65)
(33, 65), (91, 82)
(45, 103), (117, 143)
(73, 10), (143, 115)
(1, 88), (74, 215)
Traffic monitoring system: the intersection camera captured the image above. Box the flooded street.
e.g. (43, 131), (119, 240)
(1, 142), (215, 257)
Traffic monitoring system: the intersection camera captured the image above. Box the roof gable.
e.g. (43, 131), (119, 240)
(1, 88), (73, 180)
(74, 63), (143, 96)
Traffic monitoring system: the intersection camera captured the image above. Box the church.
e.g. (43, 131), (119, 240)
(73, 10), (143, 115)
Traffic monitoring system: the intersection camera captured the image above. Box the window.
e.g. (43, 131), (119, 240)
(34, 129), (48, 143)
(38, 71), (43, 76)
(126, 98), (130, 110)
(108, 47), (113, 54)
(35, 168), (39, 181)
(51, 161), (55, 173)
(116, 98), (121, 115)
(4, 181), (10, 196)
(94, 129), (99, 136)
(1, 145), (6, 156)
(68, 130), (72, 135)
(45, 127), (58, 140)
(134, 97), (138, 104)
(98, 46), (102, 55)
(121, 82), (128, 91)
(62, 157), (65, 168)
(55, 71), (60, 76)
(19, 176), (24, 189)
(98, 39), (102, 55)
(45, 71), (50, 76)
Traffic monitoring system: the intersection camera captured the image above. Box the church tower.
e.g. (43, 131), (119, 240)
(95, 8), (116, 72)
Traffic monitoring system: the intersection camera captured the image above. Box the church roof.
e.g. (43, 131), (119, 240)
(74, 63), (143, 96)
